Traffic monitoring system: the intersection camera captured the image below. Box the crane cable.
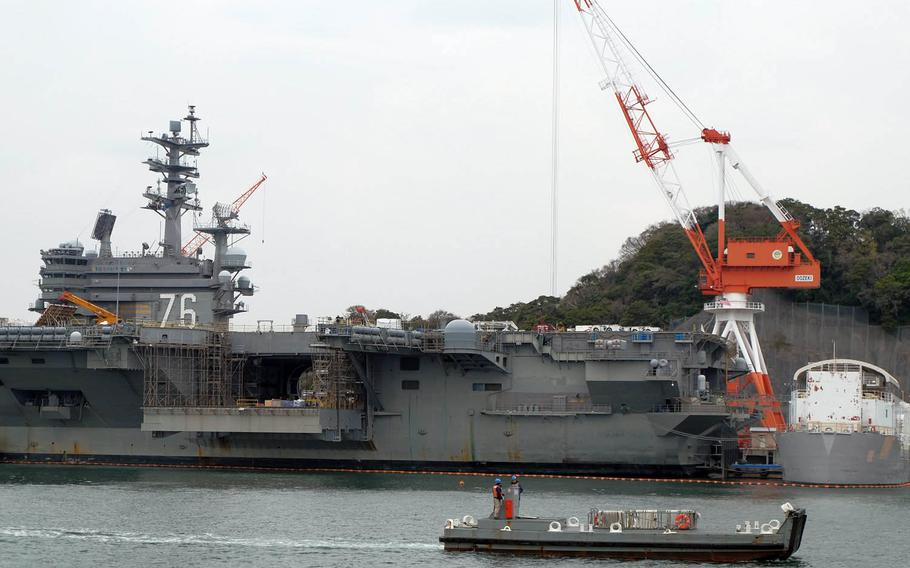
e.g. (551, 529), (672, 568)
(549, 0), (560, 296)
(598, 7), (706, 131)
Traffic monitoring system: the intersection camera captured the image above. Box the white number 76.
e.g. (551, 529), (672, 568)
(160, 293), (197, 327)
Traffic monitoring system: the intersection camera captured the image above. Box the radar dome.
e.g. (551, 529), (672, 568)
(445, 319), (474, 331)
(218, 270), (232, 284)
(223, 247), (248, 267)
(444, 319), (476, 350)
(237, 276), (251, 289)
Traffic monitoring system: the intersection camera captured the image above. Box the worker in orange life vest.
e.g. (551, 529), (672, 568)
(491, 478), (504, 518)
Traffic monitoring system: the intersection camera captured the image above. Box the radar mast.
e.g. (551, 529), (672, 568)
(141, 105), (208, 256)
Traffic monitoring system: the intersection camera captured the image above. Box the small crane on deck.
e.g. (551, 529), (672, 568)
(58, 291), (120, 325)
(571, 0), (821, 431)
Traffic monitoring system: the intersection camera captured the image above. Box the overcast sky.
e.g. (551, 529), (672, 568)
(1, 1), (908, 324)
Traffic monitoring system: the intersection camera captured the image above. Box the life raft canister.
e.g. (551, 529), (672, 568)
(674, 513), (692, 530)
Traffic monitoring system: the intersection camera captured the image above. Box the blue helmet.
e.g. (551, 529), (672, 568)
(494, 478), (502, 484)
(511, 475), (518, 482)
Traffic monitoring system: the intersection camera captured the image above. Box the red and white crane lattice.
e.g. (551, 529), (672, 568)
(573, 0), (821, 431)
(181, 173), (268, 257)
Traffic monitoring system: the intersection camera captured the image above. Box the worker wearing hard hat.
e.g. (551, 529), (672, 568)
(491, 478), (504, 518)
(508, 475), (524, 517)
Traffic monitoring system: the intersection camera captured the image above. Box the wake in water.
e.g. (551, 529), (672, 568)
(0, 527), (441, 551)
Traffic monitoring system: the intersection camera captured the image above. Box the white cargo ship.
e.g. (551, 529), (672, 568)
(777, 359), (910, 485)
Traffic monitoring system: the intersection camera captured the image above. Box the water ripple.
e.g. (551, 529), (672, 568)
(0, 527), (441, 551)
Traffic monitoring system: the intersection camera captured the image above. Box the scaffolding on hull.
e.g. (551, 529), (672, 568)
(302, 351), (362, 410)
(139, 330), (244, 407)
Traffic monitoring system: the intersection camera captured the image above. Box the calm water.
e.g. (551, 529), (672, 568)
(0, 465), (907, 567)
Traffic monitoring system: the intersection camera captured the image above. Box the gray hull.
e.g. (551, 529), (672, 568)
(0, 419), (708, 476)
(777, 431), (910, 485)
(0, 329), (732, 476)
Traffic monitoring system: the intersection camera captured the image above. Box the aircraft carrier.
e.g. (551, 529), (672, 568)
(0, 107), (740, 476)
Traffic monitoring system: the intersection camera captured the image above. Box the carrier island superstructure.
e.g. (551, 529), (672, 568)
(0, 108), (742, 475)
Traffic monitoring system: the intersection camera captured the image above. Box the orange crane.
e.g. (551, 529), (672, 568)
(59, 291), (120, 325)
(181, 173), (268, 256)
(572, 0), (821, 431)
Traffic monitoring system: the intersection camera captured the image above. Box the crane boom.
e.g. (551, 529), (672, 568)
(181, 173), (268, 257)
(573, 0), (721, 289)
(230, 172), (268, 215)
(181, 230), (212, 259)
(59, 291), (119, 325)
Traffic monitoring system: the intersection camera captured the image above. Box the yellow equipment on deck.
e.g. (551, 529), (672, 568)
(58, 291), (120, 325)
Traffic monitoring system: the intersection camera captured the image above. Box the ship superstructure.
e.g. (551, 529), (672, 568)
(777, 359), (910, 484)
(32, 108), (252, 327)
(0, 107), (742, 475)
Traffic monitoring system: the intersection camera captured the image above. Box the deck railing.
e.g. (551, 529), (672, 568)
(787, 421), (895, 436)
(589, 509), (699, 530)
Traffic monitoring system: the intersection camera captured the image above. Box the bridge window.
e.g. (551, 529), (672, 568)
(473, 383), (502, 392)
(0, 357), (9, 364)
(401, 380), (420, 390)
(400, 357), (420, 371)
(31, 358), (46, 365)
(746, 252), (756, 259)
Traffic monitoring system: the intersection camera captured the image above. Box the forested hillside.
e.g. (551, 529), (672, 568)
(472, 201), (910, 331)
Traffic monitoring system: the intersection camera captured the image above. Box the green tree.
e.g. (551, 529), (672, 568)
(426, 310), (459, 329)
(374, 309), (401, 320)
(473, 202), (910, 332)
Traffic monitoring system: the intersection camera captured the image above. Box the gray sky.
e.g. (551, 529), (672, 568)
(1, 1), (908, 324)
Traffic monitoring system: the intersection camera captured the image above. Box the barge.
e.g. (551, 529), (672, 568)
(441, 503), (807, 561)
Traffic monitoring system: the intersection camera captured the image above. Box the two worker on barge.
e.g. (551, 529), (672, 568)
(491, 476), (523, 519)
